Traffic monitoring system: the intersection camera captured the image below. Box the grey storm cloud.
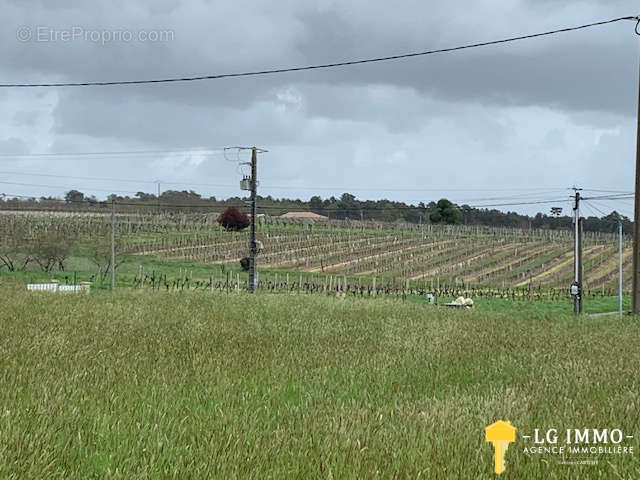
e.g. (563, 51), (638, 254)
(0, 0), (638, 214)
(3, 0), (636, 114)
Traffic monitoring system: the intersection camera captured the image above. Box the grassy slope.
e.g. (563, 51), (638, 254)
(1, 287), (638, 479)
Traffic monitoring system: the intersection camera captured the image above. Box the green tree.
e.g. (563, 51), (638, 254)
(65, 190), (85, 204)
(429, 199), (463, 225)
(309, 196), (323, 213)
(338, 193), (358, 220)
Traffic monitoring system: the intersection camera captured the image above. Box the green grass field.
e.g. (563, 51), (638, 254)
(1, 286), (638, 478)
(408, 294), (632, 316)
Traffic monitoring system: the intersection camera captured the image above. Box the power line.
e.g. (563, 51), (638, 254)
(0, 187), (631, 214)
(582, 194), (635, 201)
(0, 180), (141, 195)
(252, 199), (571, 211)
(583, 200), (620, 218)
(585, 199), (634, 221)
(587, 198), (634, 219)
(450, 190), (572, 204)
(0, 171), (157, 185)
(582, 188), (635, 194)
(0, 176), (564, 195)
(1, 16), (637, 88)
(581, 201), (603, 217)
(240, 185), (568, 193)
(466, 198), (572, 209)
(0, 148), (228, 157)
(0, 169), (582, 193)
(1, 176), (629, 209)
(0, 172), (240, 188)
(0, 168), (633, 199)
(0, 193), (578, 211)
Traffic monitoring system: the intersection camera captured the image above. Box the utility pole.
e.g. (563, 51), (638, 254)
(578, 216), (583, 313)
(633, 46), (640, 313)
(248, 147), (258, 292)
(620, 220), (624, 315)
(571, 188), (583, 314)
(111, 199), (116, 291)
(236, 146), (267, 293)
(155, 180), (162, 212)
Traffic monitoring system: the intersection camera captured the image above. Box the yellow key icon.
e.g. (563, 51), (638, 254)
(485, 421), (516, 475)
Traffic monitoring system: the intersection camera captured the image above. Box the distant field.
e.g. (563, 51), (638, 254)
(1, 287), (638, 478)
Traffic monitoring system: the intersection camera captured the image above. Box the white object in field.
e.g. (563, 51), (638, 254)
(27, 283), (58, 292)
(426, 293), (435, 304)
(58, 285), (90, 293)
(445, 297), (474, 308)
(27, 283), (90, 294)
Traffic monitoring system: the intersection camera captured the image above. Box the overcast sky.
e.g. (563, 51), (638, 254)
(0, 0), (638, 217)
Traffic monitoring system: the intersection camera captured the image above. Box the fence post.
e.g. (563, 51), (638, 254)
(111, 199), (116, 291)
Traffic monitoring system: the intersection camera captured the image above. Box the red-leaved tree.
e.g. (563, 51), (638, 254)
(218, 206), (250, 231)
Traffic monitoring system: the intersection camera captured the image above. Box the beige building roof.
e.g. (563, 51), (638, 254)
(281, 211), (328, 220)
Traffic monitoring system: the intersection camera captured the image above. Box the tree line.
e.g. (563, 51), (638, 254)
(0, 189), (631, 234)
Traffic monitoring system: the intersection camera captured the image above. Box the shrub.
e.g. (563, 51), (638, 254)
(218, 207), (250, 232)
(86, 238), (128, 282)
(28, 232), (74, 272)
(0, 223), (31, 272)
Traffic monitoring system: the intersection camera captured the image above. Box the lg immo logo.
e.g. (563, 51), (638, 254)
(485, 421), (516, 475)
(485, 420), (635, 475)
(522, 428), (634, 456)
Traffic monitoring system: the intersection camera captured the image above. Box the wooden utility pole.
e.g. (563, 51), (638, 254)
(620, 220), (624, 315)
(633, 48), (640, 313)
(248, 147), (258, 292)
(235, 146), (267, 293)
(578, 217), (583, 313)
(572, 188), (583, 314)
